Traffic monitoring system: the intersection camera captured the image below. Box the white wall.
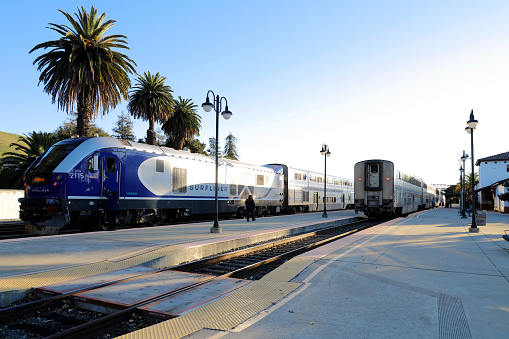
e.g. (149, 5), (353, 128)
(493, 185), (509, 212)
(0, 190), (24, 220)
(478, 161), (509, 188)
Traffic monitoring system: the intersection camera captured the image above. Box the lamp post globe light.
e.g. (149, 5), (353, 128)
(202, 90), (232, 233)
(465, 110), (478, 232)
(460, 151), (469, 219)
(320, 144), (331, 218)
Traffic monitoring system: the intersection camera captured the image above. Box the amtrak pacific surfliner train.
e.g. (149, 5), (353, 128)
(19, 137), (353, 231)
(354, 159), (437, 218)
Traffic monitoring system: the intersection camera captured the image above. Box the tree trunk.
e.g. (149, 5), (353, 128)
(147, 117), (155, 145)
(77, 90), (92, 137)
(173, 133), (184, 150)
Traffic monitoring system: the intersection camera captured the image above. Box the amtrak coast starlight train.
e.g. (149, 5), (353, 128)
(354, 159), (437, 218)
(19, 137), (353, 231)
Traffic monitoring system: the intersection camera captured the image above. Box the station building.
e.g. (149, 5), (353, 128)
(475, 151), (509, 213)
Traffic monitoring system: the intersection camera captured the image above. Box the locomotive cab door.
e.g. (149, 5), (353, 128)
(101, 153), (122, 197)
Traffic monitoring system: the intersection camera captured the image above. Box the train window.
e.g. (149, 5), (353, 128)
(88, 154), (99, 172)
(230, 184), (237, 196)
(507, 165), (509, 172)
(106, 158), (115, 173)
(303, 191), (309, 202)
(257, 175), (264, 186)
(295, 173), (302, 180)
(172, 168), (187, 193)
(156, 159), (164, 173)
(370, 164), (379, 173)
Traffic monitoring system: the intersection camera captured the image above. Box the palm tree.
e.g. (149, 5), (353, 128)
(0, 132), (58, 189)
(30, 6), (136, 137)
(464, 172), (479, 193)
(128, 72), (174, 145)
(162, 97), (201, 150)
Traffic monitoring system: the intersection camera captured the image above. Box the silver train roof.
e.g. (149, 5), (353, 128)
(53, 137), (279, 174)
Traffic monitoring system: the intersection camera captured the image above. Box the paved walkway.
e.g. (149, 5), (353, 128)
(209, 207), (509, 339)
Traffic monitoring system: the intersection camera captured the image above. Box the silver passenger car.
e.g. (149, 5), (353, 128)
(354, 159), (435, 218)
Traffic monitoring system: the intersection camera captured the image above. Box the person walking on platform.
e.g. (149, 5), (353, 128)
(104, 187), (120, 231)
(245, 195), (256, 222)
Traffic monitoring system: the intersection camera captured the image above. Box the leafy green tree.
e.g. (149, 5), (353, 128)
(112, 111), (135, 140)
(30, 6), (136, 137)
(128, 72), (174, 145)
(444, 184), (457, 195)
(223, 133), (239, 160)
(0, 132), (58, 188)
(183, 138), (207, 155)
(54, 113), (109, 140)
(162, 97), (201, 150)
(208, 137), (221, 157)
(499, 193), (509, 202)
(464, 172), (479, 193)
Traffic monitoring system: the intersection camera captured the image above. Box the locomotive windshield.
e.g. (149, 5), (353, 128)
(27, 138), (88, 185)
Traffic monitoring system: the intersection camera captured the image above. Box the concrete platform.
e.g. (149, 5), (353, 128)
(115, 208), (509, 339)
(0, 210), (360, 306)
(2, 208), (509, 338)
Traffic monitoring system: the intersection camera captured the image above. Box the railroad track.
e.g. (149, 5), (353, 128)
(0, 217), (388, 338)
(0, 221), (31, 239)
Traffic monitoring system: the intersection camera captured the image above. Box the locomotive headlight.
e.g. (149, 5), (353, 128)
(386, 177), (390, 181)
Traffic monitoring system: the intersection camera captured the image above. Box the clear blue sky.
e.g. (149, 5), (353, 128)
(1, 0), (508, 185)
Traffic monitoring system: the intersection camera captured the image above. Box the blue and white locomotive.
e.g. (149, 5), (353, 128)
(19, 137), (353, 231)
(354, 159), (436, 218)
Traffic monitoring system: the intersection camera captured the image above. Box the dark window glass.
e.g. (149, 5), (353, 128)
(27, 138), (88, 185)
(156, 159), (164, 173)
(106, 158), (116, 173)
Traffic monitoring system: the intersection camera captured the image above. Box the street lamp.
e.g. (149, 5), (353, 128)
(320, 144), (331, 218)
(460, 151), (469, 219)
(465, 110), (478, 232)
(459, 165), (464, 216)
(202, 90), (232, 233)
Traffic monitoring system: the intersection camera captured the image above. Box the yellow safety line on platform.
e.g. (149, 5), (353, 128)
(0, 245), (185, 294)
(116, 257), (315, 339)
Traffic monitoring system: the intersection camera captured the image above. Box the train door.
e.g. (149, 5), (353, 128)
(365, 162), (381, 190)
(101, 153), (122, 196)
(313, 192), (319, 211)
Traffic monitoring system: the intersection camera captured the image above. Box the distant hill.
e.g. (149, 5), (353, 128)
(0, 131), (22, 158)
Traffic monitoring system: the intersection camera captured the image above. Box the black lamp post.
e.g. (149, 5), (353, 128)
(460, 151), (469, 219)
(202, 90), (232, 233)
(465, 110), (478, 232)
(459, 165), (464, 216)
(320, 144), (331, 218)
